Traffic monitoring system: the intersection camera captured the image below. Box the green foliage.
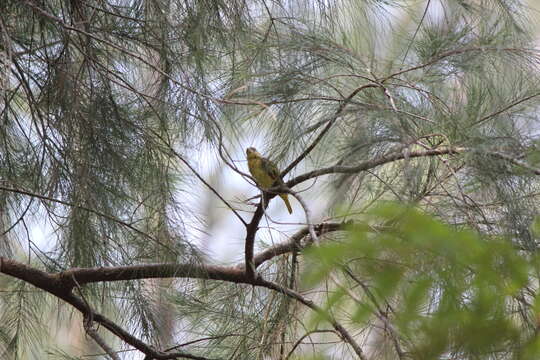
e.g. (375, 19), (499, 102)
(304, 202), (535, 359)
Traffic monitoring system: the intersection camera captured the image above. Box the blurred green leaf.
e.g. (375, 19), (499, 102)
(532, 217), (540, 237)
(303, 202), (535, 359)
(351, 301), (375, 324)
(308, 288), (347, 329)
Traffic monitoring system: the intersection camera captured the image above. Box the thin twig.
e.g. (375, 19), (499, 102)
(342, 267), (406, 359)
(0, 184), (176, 253)
(287, 190), (318, 245)
(256, 277), (368, 360)
(400, 0), (432, 67)
(470, 92), (540, 127)
(284, 329), (338, 359)
(281, 84), (379, 177)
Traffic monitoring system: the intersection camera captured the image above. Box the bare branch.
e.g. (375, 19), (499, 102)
(252, 223), (335, 269)
(244, 197), (268, 279)
(287, 147), (465, 188)
(287, 146), (540, 188)
(288, 190), (318, 245)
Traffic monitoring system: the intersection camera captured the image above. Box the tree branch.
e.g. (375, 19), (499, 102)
(286, 146), (540, 189)
(287, 147), (465, 188)
(0, 257), (239, 360)
(0, 256), (366, 359)
(244, 197), (269, 279)
(85, 327), (121, 360)
(251, 222), (356, 269)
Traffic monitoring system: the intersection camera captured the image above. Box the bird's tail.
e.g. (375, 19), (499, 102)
(280, 194), (293, 214)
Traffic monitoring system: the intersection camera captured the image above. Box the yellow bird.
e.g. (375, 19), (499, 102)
(246, 147), (293, 214)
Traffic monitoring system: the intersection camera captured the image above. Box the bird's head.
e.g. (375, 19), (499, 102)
(246, 147), (261, 159)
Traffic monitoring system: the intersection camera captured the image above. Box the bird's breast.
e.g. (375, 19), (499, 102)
(248, 157), (274, 188)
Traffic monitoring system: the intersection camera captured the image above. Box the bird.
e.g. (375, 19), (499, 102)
(246, 147), (293, 214)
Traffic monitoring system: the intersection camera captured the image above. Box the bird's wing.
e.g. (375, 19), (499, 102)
(261, 157), (282, 184)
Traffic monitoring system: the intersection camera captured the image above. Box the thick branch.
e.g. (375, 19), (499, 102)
(61, 263), (247, 287)
(0, 257), (65, 295)
(244, 194), (270, 279)
(1, 257), (365, 359)
(251, 222), (344, 269)
(0, 259), (243, 359)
